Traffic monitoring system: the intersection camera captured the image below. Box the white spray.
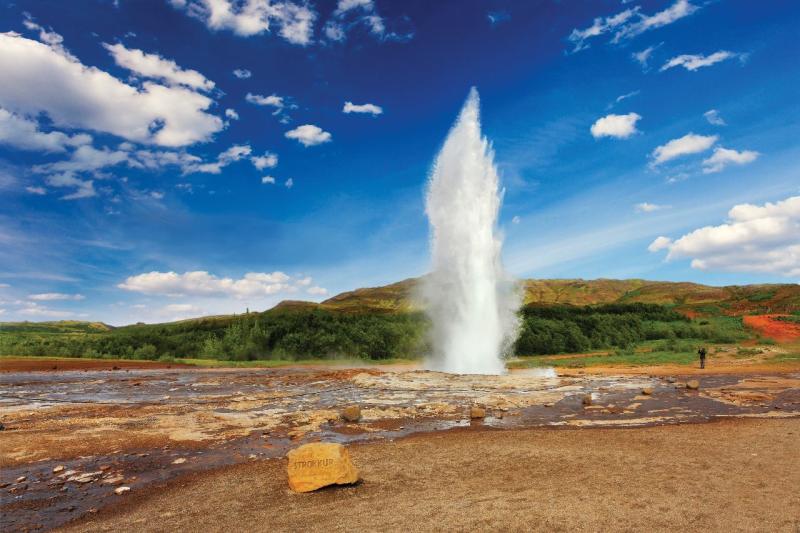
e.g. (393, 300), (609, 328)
(422, 88), (520, 375)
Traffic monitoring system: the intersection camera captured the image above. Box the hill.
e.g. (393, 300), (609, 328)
(315, 278), (800, 316)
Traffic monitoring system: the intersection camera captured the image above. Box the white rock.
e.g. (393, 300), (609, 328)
(114, 486), (131, 495)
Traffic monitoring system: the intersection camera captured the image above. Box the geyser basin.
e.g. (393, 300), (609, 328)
(422, 88), (520, 375)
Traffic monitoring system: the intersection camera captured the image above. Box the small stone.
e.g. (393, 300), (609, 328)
(582, 394), (593, 406)
(341, 405), (361, 422)
(16, 476), (26, 483)
(102, 475), (124, 485)
(641, 387), (654, 395)
(286, 443), (359, 493)
(248, 454), (257, 460)
(666, 377), (676, 383)
(470, 406), (486, 419)
(114, 486), (130, 495)
(99, 465), (111, 472)
(53, 465), (65, 474)
(544, 403), (554, 408)
(172, 457), (187, 465)
(686, 380), (700, 390)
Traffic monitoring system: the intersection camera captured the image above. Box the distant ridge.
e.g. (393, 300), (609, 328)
(1, 278), (797, 330)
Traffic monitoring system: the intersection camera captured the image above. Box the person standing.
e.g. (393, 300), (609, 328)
(698, 347), (707, 369)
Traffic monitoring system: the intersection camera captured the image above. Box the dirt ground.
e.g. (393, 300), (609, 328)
(744, 315), (800, 342)
(0, 357), (190, 372)
(63, 418), (800, 533)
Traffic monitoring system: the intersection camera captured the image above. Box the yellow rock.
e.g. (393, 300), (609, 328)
(686, 380), (700, 390)
(341, 405), (361, 422)
(469, 406), (486, 419)
(286, 443), (359, 493)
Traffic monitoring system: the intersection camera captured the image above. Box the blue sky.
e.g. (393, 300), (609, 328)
(0, 0), (798, 324)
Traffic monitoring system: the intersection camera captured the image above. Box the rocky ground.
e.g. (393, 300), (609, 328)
(1, 361), (799, 531)
(63, 418), (800, 532)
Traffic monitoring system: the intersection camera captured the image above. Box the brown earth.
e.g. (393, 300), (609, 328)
(0, 357), (191, 372)
(744, 315), (800, 342)
(63, 418), (800, 533)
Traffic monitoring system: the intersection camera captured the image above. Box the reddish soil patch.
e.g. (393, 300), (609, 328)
(744, 314), (800, 342)
(0, 357), (190, 373)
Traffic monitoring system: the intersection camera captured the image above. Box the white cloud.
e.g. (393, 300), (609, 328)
(245, 92), (292, 116)
(568, 7), (638, 52)
(704, 109), (726, 126)
(324, 0), (409, 43)
(118, 270), (314, 299)
(171, 0), (317, 45)
(0, 108), (92, 152)
(45, 172), (96, 200)
(335, 0), (373, 14)
(635, 202), (670, 213)
(632, 44), (660, 69)
(569, 1), (697, 52)
(225, 108), (239, 120)
(343, 101), (383, 115)
(251, 151), (278, 170)
(233, 68), (252, 79)
(590, 113), (641, 139)
(103, 43), (214, 91)
(28, 292), (85, 301)
(18, 304), (75, 318)
(648, 236), (673, 252)
(613, 0), (698, 42)
(307, 286), (328, 296)
(184, 144), (252, 174)
(614, 91), (640, 105)
(649, 195), (800, 277)
(285, 177), (294, 188)
(150, 191), (165, 200)
(0, 32), (223, 147)
(702, 147), (759, 174)
(36, 145), (130, 174)
(261, 175), (276, 184)
(660, 51), (738, 72)
(26, 186), (46, 195)
(512, 215), (521, 225)
(324, 21), (346, 41)
(284, 124), (331, 146)
(651, 133), (717, 165)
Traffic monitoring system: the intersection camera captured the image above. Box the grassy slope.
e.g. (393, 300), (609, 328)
(1, 278), (798, 335)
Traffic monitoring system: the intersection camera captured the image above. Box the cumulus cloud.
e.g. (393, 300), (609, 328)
(251, 151), (278, 170)
(635, 202), (670, 213)
(233, 68), (252, 79)
(343, 101), (383, 115)
(170, 0), (317, 45)
(569, 1), (697, 52)
(651, 133), (717, 165)
(702, 147), (759, 174)
(590, 113), (641, 139)
(261, 175), (276, 184)
(103, 42), (214, 91)
(660, 50), (738, 72)
(225, 108), (239, 120)
(0, 108), (92, 152)
(118, 270), (324, 299)
(648, 195), (800, 277)
(0, 32), (223, 147)
(284, 124), (331, 146)
(28, 292), (85, 301)
(704, 109), (726, 126)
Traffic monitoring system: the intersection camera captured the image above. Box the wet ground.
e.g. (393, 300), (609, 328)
(1, 365), (799, 531)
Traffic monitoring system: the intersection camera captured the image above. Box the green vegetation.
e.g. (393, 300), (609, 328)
(514, 304), (745, 356)
(0, 302), (752, 363)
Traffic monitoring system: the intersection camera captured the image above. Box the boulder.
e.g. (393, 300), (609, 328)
(470, 406), (486, 419)
(582, 394), (593, 406)
(287, 443), (359, 493)
(686, 380), (700, 390)
(641, 387), (654, 395)
(340, 405), (361, 422)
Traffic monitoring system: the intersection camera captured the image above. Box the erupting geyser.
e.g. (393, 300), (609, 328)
(422, 88), (520, 375)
